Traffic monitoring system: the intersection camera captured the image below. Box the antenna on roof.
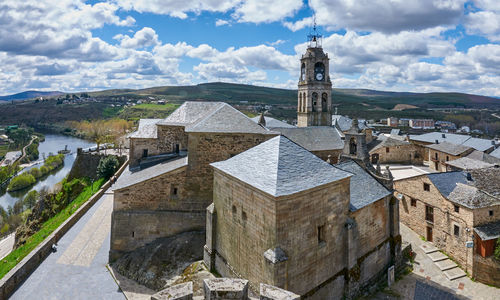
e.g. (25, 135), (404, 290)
(307, 14), (322, 48)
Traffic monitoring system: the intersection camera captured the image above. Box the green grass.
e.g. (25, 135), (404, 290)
(0, 178), (105, 279)
(118, 103), (180, 120)
(0, 144), (8, 159)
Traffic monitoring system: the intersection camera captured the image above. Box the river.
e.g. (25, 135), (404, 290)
(0, 134), (95, 210)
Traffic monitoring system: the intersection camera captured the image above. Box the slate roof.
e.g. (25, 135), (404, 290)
(211, 136), (352, 197)
(466, 150), (500, 165)
(445, 157), (493, 170)
(409, 132), (495, 152)
(336, 160), (391, 211)
(474, 221), (500, 241)
(250, 116), (295, 128)
(129, 119), (162, 138)
(426, 141), (472, 156)
(272, 127), (344, 151)
(427, 169), (500, 209)
(157, 101), (224, 126)
(113, 156), (188, 190)
(371, 137), (410, 152)
(186, 103), (275, 135)
(390, 129), (401, 136)
(490, 147), (500, 159)
(332, 115), (369, 132)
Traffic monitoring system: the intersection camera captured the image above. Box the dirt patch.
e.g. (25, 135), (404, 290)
(392, 104), (418, 111)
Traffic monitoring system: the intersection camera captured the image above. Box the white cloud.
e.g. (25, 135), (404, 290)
(283, 17), (313, 32)
(232, 0), (303, 23)
(310, 0), (465, 33)
(114, 27), (160, 49)
(215, 19), (230, 26)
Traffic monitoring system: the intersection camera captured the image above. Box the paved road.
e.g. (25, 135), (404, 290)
(11, 192), (124, 300)
(0, 233), (15, 260)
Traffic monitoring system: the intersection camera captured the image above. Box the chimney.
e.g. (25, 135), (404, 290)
(466, 172), (472, 181)
(442, 133), (446, 138)
(435, 139), (439, 144)
(258, 112), (266, 127)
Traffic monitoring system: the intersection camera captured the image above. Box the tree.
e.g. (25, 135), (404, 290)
(97, 156), (120, 180)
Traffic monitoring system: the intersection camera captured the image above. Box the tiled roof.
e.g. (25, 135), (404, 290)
(157, 101), (225, 126)
(272, 127), (344, 151)
(186, 103), (275, 134)
(211, 136), (352, 197)
(129, 119), (162, 138)
(474, 221), (500, 241)
(332, 115), (369, 132)
(371, 137), (410, 152)
(336, 160), (391, 211)
(426, 141), (472, 156)
(427, 169), (500, 208)
(114, 157), (188, 190)
(445, 157), (493, 170)
(409, 132), (495, 152)
(250, 116), (295, 128)
(466, 150), (500, 165)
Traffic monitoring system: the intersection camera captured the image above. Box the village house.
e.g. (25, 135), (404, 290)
(369, 136), (423, 165)
(394, 168), (500, 286)
(426, 141), (474, 172)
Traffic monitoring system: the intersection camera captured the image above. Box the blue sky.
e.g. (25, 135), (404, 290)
(0, 0), (499, 96)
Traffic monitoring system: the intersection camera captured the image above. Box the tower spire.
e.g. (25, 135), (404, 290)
(307, 15), (322, 48)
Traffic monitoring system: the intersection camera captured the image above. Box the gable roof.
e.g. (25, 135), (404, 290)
(185, 103), (275, 134)
(158, 101), (224, 126)
(332, 115), (370, 132)
(474, 221), (500, 241)
(211, 135), (351, 197)
(129, 119), (162, 139)
(409, 132), (495, 152)
(445, 157), (493, 170)
(336, 160), (391, 211)
(426, 141), (472, 156)
(466, 150), (500, 165)
(490, 147), (500, 159)
(427, 172), (469, 198)
(272, 127), (344, 151)
(250, 116), (295, 128)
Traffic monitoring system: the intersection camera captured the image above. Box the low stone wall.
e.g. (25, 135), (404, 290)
(473, 254), (500, 287)
(0, 159), (129, 299)
(151, 278), (300, 300)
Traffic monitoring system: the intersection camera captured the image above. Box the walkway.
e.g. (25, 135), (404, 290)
(0, 233), (14, 260)
(372, 223), (500, 299)
(10, 192), (124, 300)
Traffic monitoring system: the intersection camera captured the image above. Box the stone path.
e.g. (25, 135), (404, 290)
(419, 242), (466, 280)
(10, 192), (124, 300)
(371, 223), (500, 300)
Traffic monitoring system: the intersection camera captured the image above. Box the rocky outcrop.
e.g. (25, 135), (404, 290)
(112, 231), (205, 291)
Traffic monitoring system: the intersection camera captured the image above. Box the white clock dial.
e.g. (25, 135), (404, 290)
(316, 73), (323, 80)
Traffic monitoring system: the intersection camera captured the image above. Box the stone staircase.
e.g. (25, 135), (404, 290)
(420, 243), (466, 281)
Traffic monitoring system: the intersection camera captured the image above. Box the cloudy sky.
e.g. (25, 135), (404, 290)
(0, 0), (499, 96)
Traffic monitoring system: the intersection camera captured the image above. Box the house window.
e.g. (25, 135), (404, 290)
(423, 183), (430, 191)
(446, 156), (449, 161)
(173, 188), (178, 195)
(170, 184), (178, 198)
(232, 205), (237, 214)
(435, 153), (438, 160)
(411, 198), (417, 207)
(425, 205), (434, 223)
(454, 205), (459, 213)
(386, 147), (390, 153)
(242, 211), (247, 221)
(142, 149), (148, 158)
(454, 225), (460, 237)
(490, 210), (494, 216)
(317, 225), (325, 244)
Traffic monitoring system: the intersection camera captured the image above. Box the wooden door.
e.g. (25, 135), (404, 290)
(427, 226), (433, 242)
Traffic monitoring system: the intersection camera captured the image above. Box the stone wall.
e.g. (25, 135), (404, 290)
(428, 148), (471, 172)
(473, 204), (500, 226)
(130, 138), (159, 166)
(472, 254), (500, 287)
(68, 150), (126, 181)
(311, 149), (341, 163)
(369, 144), (423, 165)
(157, 125), (187, 153)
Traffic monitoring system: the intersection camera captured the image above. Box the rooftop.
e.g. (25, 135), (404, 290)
(409, 132), (495, 152)
(272, 127), (344, 151)
(129, 119), (161, 139)
(336, 160), (391, 211)
(474, 221), (500, 241)
(426, 141), (472, 156)
(211, 135), (351, 197)
(157, 101), (224, 126)
(250, 116), (295, 128)
(445, 157), (493, 170)
(371, 137), (410, 152)
(114, 156), (188, 190)
(490, 147), (500, 159)
(186, 103), (275, 135)
(332, 115), (370, 132)
(466, 150), (500, 165)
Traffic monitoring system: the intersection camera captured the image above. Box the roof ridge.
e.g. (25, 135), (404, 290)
(187, 102), (226, 130)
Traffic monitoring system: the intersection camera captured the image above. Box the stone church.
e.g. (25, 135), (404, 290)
(110, 34), (401, 299)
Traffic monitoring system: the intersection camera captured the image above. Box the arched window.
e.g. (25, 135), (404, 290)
(349, 137), (357, 155)
(300, 63), (306, 81)
(312, 92), (318, 112)
(298, 93), (302, 112)
(321, 93), (328, 112)
(303, 93), (306, 111)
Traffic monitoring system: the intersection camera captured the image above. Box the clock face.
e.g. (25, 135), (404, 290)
(316, 73), (323, 81)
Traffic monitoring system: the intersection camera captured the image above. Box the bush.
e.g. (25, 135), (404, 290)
(495, 241), (500, 261)
(97, 156), (120, 179)
(23, 190), (39, 210)
(29, 168), (42, 178)
(7, 173), (36, 191)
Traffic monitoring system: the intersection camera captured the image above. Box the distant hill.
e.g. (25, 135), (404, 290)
(88, 82), (500, 109)
(0, 90), (64, 101)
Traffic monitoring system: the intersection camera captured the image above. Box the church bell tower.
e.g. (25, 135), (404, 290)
(297, 23), (332, 127)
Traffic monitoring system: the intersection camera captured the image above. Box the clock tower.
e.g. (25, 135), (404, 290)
(297, 26), (332, 127)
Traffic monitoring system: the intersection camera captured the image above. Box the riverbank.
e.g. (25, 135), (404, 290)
(7, 154), (65, 192)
